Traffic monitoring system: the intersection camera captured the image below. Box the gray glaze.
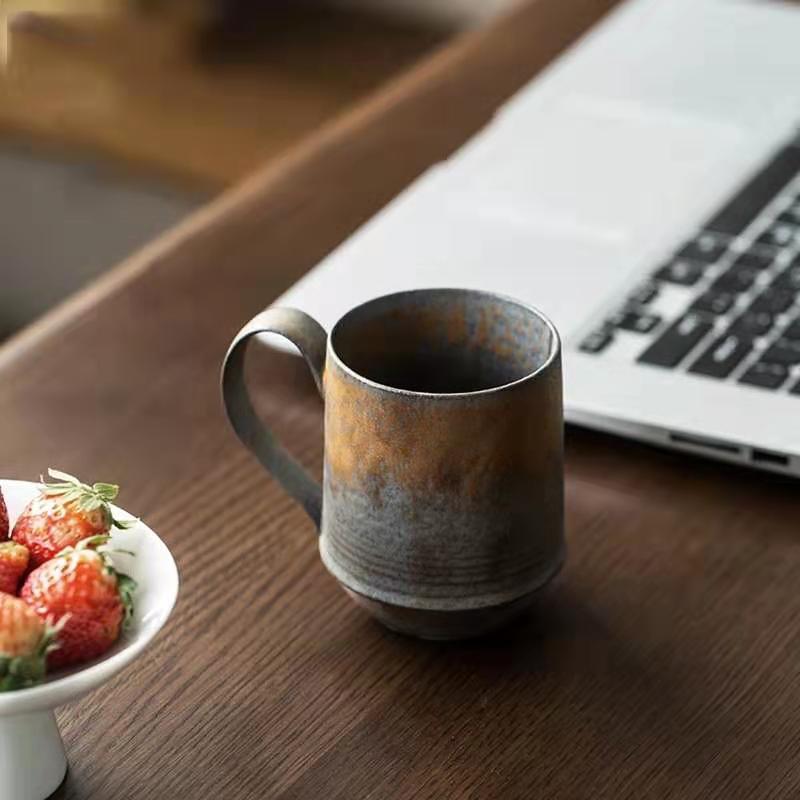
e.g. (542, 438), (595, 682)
(222, 289), (565, 639)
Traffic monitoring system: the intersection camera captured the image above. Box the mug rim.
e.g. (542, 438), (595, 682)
(327, 287), (561, 399)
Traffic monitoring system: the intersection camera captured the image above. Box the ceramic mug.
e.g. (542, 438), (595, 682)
(221, 288), (564, 639)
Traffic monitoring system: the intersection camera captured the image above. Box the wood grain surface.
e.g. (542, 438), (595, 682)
(4, 0), (800, 797)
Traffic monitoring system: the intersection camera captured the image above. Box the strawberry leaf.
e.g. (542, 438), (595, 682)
(111, 515), (138, 531)
(0, 655), (46, 691)
(116, 573), (137, 630)
(0, 623), (59, 692)
(93, 483), (120, 502)
(46, 468), (81, 485)
(75, 535), (112, 551)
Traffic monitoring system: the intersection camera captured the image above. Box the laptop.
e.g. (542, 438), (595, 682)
(276, 0), (800, 476)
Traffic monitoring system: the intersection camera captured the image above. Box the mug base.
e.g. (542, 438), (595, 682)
(341, 562), (562, 641)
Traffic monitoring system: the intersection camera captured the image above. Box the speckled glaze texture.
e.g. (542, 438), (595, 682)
(223, 289), (564, 639)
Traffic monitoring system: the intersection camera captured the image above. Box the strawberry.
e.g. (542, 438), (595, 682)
(0, 486), (8, 540)
(0, 593), (59, 691)
(0, 542), (29, 595)
(21, 538), (136, 669)
(12, 469), (133, 569)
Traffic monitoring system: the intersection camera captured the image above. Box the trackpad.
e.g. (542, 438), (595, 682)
(441, 96), (745, 245)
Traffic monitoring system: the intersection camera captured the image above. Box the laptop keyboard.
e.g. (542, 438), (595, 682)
(579, 133), (800, 396)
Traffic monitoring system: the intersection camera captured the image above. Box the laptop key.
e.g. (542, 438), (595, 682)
(772, 265), (800, 293)
(609, 310), (661, 333)
(730, 249), (776, 271)
(729, 310), (775, 340)
(637, 313), (713, 368)
(761, 338), (800, 366)
(654, 258), (705, 286)
(677, 232), (730, 264)
(738, 361), (789, 390)
(628, 282), (659, 306)
(579, 329), (613, 354)
(710, 265), (758, 294)
(755, 222), (800, 249)
(778, 208), (800, 226)
(749, 288), (795, 314)
(692, 291), (735, 315)
(688, 334), (751, 379)
(782, 319), (800, 341)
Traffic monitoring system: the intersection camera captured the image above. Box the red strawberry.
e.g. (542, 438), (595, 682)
(0, 487), (8, 540)
(0, 542), (29, 595)
(21, 538), (136, 669)
(0, 592), (58, 691)
(12, 469), (133, 569)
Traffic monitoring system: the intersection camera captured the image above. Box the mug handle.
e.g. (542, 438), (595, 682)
(221, 308), (327, 529)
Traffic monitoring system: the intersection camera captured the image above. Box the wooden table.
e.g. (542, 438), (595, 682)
(3, 0), (800, 796)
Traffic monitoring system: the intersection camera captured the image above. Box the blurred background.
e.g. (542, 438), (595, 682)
(0, 0), (517, 339)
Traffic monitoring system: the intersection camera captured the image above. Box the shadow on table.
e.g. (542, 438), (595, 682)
(273, 580), (760, 799)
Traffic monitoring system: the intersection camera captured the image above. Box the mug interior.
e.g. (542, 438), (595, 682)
(330, 289), (556, 394)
